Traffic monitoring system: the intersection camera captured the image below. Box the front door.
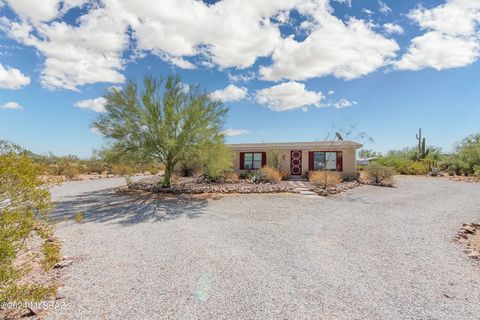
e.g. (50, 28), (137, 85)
(290, 150), (302, 175)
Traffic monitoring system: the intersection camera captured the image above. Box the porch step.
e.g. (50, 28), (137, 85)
(294, 187), (310, 192)
(299, 190), (317, 196)
(288, 181), (309, 188)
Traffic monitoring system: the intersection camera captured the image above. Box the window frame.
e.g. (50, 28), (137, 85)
(312, 151), (340, 171)
(243, 152), (263, 170)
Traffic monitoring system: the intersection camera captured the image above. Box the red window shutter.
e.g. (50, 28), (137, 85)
(261, 152), (267, 167)
(308, 151), (314, 171)
(239, 152), (245, 170)
(336, 151), (343, 171)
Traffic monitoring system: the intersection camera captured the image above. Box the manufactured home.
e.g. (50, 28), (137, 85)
(227, 141), (362, 179)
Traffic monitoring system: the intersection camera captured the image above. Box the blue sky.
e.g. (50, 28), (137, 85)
(0, 0), (479, 157)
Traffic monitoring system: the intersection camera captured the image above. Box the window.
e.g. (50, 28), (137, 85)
(243, 152), (263, 170)
(313, 152), (337, 170)
(325, 152), (337, 170)
(313, 152), (326, 170)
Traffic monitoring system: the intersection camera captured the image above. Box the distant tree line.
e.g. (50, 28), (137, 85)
(358, 130), (480, 177)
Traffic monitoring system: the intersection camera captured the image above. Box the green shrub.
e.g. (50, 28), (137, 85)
(75, 212), (84, 224)
(252, 171), (265, 183)
(364, 163), (395, 185)
(0, 152), (56, 303)
(396, 161), (428, 175)
(143, 165), (159, 175)
(474, 165), (480, 178)
(240, 171), (255, 180)
(200, 143), (233, 181)
(442, 158), (467, 176)
(84, 160), (107, 174)
(111, 164), (137, 175)
(62, 164), (82, 178)
(454, 133), (480, 175)
(5, 283), (57, 303)
(42, 240), (61, 270)
(266, 148), (282, 170)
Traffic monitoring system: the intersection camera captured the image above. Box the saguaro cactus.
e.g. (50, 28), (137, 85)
(415, 128), (429, 160)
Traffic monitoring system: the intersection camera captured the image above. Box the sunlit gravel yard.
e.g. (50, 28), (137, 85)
(49, 176), (480, 320)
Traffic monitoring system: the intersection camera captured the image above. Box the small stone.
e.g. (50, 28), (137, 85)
(463, 225), (476, 234)
(56, 287), (67, 300)
(54, 259), (73, 269)
(468, 252), (480, 259)
(317, 189), (328, 196)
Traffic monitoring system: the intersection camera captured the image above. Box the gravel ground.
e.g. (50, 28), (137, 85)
(48, 176), (480, 320)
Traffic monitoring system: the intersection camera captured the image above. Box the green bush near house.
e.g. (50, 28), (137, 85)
(239, 171), (255, 180)
(364, 163), (395, 185)
(180, 139), (233, 181)
(396, 160), (429, 175)
(202, 143), (234, 181)
(266, 148), (282, 170)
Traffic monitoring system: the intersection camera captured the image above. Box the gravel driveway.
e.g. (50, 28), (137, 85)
(49, 177), (480, 320)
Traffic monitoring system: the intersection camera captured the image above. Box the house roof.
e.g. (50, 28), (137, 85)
(226, 140), (363, 150)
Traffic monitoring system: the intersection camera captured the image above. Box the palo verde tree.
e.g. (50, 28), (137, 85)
(93, 75), (228, 187)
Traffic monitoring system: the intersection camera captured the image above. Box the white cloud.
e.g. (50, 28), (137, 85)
(210, 84), (248, 102)
(0, 101), (23, 110)
(5, 0), (60, 23)
(333, 99), (357, 109)
(74, 97), (107, 113)
(90, 127), (102, 135)
(124, 0), (289, 70)
(378, 1), (391, 15)
(1, 0), (404, 89)
(260, 16), (399, 81)
(0, 5), (128, 91)
(255, 81), (324, 112)
(383, 23), (404, 35)
(397, 1), (480, 71)
(328, 90), (335, 95)
(362, 8), (373, 16)
(396, 32), (479, 71)
(4, 0), (88, 23)
(108, 85), (122, 92)
(228, 71), (256, 83)
(408, 1), (480, 36)
(177, 82), (190, 94)
(333, 0), (352, 7)
(0, 63), (31, 89)
(222, 129), (251, 137)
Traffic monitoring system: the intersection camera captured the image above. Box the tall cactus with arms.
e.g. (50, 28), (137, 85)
(415, 128), (429, 160)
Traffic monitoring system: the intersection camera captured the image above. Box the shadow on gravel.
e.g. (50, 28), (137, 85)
(51, 188), (208, 225)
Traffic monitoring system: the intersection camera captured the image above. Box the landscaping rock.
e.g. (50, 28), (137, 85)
(56, 287), (67, 300)
(468, 252), (480, 259)
(129, 176), (362, 197)
(455, 223), (480, 260)
(54, 258), (73, 269)
(128, 177), (300, 195)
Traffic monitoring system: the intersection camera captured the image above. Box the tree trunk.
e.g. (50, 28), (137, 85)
(163, 163), (174, 187)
